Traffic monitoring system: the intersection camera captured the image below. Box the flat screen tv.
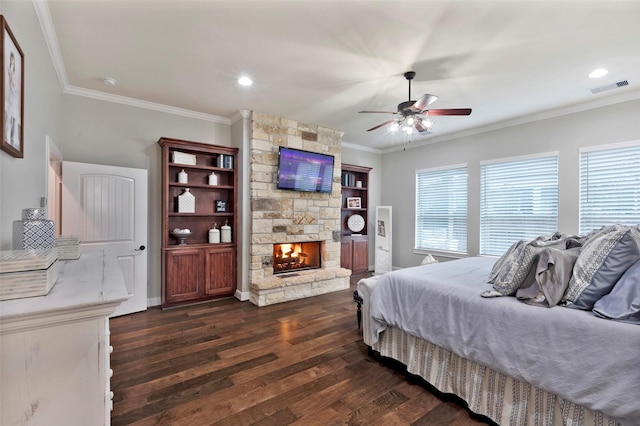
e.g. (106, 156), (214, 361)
(276, 147), (335, 193)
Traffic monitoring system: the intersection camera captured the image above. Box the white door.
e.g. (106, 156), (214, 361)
(61, 161), (148, 317)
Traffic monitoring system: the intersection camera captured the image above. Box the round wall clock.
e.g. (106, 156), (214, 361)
(347, 214), (365, 233)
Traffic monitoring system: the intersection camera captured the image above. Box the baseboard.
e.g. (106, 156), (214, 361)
(235, 289), (250, 301)
(147, 296), (161, 307)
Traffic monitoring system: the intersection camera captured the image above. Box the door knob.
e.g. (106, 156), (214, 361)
(135, 245), (146, 251)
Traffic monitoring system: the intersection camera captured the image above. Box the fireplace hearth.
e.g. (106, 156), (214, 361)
(273, 241), (321, 274)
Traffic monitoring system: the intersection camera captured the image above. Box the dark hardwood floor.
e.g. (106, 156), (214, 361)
(109, 274), (491, 425)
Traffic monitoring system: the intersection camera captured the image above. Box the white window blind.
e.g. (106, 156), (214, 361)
(580, 143), (640, 233)
(415, 165), (467, 253)
(480, 154), (558, 256)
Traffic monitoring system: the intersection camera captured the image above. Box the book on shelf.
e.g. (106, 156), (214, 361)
(217, 154), (234, 169)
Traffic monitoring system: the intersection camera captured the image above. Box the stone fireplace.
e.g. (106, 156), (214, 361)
(249, 112), (351, 306)
(273, 241), (322, 274)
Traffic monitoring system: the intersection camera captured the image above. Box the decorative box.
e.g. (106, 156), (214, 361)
(56, 235), (80, 260)
(172, 150), (197, 165)
(13, 219), (56, 249)
(0, 248), (60, 300)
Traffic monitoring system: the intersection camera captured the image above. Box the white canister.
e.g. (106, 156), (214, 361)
(178, 169), (188, 183)
(355, 180), (363, 188)
(221, 221), (232, 243)
(208, 223), (220, 244)
(208, 172), (218, 186)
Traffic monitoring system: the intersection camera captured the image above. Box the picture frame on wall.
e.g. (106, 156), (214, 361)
(347, 197), (361, 209)
(1, 16), (24, 158)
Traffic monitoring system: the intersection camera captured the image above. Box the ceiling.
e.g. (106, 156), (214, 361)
(41, 0), (640, 151)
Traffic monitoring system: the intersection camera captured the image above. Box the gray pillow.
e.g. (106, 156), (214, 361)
(564, 226), (640, 310)
(593, 259), (640, 324)
(515, 246), (581, 306)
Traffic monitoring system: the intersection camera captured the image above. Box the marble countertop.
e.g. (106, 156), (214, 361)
(0, 250), (128, 328)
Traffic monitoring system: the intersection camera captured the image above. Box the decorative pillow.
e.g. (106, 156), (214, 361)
(488, 240), (523, 283)
(491, 236), (567, 296)
(420, 253), (438, 265)
(564, 226), (640, 310)
(593, 259), (640, 324)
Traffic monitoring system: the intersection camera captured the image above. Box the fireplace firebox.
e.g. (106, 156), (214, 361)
(273, 241), (321, 274)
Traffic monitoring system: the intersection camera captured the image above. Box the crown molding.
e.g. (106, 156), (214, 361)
(341, 141), (382, 154)
(64, 86), (231, 124)
(33, 0), (69, 88)
(34, 0), (230, 125)
(382, 88), (640, 154)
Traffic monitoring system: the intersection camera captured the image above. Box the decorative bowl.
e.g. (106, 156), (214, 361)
(170, 229), (192, 245)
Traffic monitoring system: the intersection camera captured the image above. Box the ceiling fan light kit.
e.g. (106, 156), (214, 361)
(360, 71), (471, 135)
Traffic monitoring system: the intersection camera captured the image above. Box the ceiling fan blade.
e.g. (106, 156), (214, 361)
(359, 110), (398, 114)
(412, 94), (439, 111)
(423, 108), (472, 116)
(366, 119), (396, 132)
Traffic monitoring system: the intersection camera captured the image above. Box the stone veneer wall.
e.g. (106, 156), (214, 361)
(249, 112), (351, 306)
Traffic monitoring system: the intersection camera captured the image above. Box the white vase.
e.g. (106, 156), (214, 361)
(178, 169), (188, 183)
(208, 172), (218, 186)
(177, 188), (195, 213)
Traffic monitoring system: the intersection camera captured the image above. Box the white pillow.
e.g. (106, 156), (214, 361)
(420, 254), (438, 265)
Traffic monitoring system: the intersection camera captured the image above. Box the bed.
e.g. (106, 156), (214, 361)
(358, 252), (640, 426)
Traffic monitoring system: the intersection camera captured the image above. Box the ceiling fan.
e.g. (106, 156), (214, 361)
(359, 71), (472, 134)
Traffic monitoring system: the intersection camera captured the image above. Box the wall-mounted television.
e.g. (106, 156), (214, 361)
(276, 147), (335, 193)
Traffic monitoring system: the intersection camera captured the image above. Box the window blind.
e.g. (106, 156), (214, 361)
(580, 144), (640, 233)
(415, 166), (467, 253)
(480, 155), (558, 256)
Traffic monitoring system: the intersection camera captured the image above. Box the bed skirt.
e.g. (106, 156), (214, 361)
(372, 326), (619, 426)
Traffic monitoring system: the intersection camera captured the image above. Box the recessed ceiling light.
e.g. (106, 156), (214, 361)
(589, 68), (608, 79)
(103, 77), (117, 86)
(238, 76), (253, 86)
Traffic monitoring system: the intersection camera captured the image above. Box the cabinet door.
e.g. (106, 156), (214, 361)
(204, 246), (236, 296)
(352, 238), (369, 273)
(341, 240), (353, 270)
(164, 248), (202, 303)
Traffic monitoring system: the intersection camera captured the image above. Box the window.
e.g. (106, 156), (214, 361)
(480, 154), (558, 256)
(580, 142), (640, 233)
(415, 165), (467, 253)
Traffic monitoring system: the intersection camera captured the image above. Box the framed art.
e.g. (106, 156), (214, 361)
(215, 199), (228, 213)
(1, 16), (24, 158)
(347, 197), (361, 209)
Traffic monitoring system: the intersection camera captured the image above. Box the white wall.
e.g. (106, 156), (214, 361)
(0, 1), (64, 250)
(0, 2), (233, 303)
(381, 99), (640, 268)
(60, 96), (232, 301)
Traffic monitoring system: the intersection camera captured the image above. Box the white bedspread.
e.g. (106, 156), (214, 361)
(368, 257), (640, 425)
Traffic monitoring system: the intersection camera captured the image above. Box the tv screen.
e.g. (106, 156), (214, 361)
(277, 147), (335, 193)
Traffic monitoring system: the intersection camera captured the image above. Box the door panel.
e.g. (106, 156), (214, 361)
(165, 249), (202, 302)
(204, 247), (235, 296)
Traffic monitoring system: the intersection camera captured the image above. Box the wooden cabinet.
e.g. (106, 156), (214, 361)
(341, 235), (369, 273)
(340, 164), (372, 273)
(158, 137), (238, 308)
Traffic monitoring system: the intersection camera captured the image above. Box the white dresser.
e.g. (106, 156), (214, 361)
(0, 251), (128, 426)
